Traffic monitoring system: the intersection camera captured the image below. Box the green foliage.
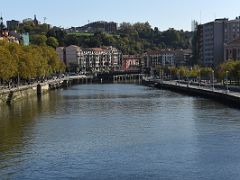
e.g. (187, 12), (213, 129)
(216, 60), (240, 81)
(46, 37), (59, 48)
(0, 46), (17, 80)
(200, 67), (213, 79)
(0, 43), (65, 81)
(61, 22), (191, 55)
(30, 35), (47, 46)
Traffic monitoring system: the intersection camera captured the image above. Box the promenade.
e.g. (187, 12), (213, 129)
(161, 80), (240, 98)
(0, 75), (91, 94)
(145, 78), (240, 107)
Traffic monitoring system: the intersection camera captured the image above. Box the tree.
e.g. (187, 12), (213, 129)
(30, 35), (47, 46)
(0, 46), (17, 81)
(200, 67), (213, 80)
(46, 37), (59, 48)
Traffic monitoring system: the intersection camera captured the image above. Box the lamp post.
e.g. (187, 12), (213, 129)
(226, 71), (229, 93)
(199, 72), (201, 87)
(212, 70), (214, 91)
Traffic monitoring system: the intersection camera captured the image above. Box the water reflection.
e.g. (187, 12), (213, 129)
(0, 84), (240, 179)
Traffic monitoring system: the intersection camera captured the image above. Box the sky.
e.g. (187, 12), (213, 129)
(1, 0), (240, 31)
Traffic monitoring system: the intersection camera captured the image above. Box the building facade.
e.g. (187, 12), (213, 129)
(122, 55), (141, 72)
(57, 46), (122, 73)
(224, 38), (240, 61)
(65, 45), (83, 72)
(201, 19), (226, 67)
(175, 49), (192, 67)
(143, 49), (175, 73)
(6, 20), (19, 31)
(197, 17), (240, 67)
(224, 17), (240, 43)
(68, 21), (118, 34)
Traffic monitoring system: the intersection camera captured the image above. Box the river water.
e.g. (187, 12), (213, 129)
(0, 84), (240, 180)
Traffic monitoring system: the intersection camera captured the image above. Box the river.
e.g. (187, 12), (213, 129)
(0, 84), (240, 179)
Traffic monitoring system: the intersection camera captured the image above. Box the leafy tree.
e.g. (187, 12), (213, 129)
(46, 37), (59, 48)
(30, 35), (47, 46)
(200, 67), (213, 80)
(0, 46), (17, 81)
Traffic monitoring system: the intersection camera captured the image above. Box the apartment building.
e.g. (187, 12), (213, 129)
(122, 55), (141, 72)
(65, 45), (83, 72)
(224, 38), (240, 61)
(224, 17), (240, 43)
(143, 49), (175, 73)
(175, 49), (192, 67)
(57, 46), (122, 73)
(197, 17), (240, 67)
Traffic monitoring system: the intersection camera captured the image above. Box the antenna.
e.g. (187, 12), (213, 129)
(43, 17), (47, 24)
(200, 10), (202, 24)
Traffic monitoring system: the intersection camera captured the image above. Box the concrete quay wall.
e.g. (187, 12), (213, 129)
(0, 76), (93, 104)
(143, 80), (240, 108)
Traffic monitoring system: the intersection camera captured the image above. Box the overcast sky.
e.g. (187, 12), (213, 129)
(1, 0), (240, 31)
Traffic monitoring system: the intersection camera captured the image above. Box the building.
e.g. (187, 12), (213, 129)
(143, 49), (175, 71)
(82, 47), (122, 72)
(22, 15), (39, 25)
(224, 38), (240, 61)
(175, 49), (192, 67)
(57, 46), (122, 73)
(6, 20), (19, 30)
(56, 47), (66, 63)
(104, 46), (122, 71)
(224, 17), (240, 43)
(196, 17), (240, 67)
(65, 45), (83, 72)
(122, 55), (141, 72)
(202, 19), (226, 67)
(68, 21), (118, 34)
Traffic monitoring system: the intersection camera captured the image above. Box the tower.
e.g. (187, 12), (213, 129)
(0, 16), (4, 36)
(33, 14), (39, 25)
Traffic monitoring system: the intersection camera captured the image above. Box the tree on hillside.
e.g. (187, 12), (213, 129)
(30, 35), (47, 46)
(46, 37), (59, 48)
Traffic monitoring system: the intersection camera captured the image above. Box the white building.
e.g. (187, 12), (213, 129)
(143, 49), (175, 72)
(65, 45), (83, 72)
(56, 45), (122, 73)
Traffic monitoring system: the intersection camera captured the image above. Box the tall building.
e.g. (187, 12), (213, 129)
(7, 20), (19, 30)
(197, 17), (240, 67)
(202, 19), (227, 67)
(224, 17), (240, 43)
(224, 38), (240, 61)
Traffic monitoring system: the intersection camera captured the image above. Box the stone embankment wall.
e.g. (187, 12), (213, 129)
(0, 87), (37, 104)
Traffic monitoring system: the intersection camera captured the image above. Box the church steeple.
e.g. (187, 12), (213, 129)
(33, 14), (39, 25)
(0, 16), (4, 36)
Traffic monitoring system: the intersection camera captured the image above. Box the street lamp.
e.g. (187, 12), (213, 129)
(226, 71), (229, 93)
(212, 70), (214, 91)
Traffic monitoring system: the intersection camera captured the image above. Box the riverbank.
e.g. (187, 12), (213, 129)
(0, 75), (93, 104)
(0, 73), (143, 104)
(143, 79), (240, 108)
